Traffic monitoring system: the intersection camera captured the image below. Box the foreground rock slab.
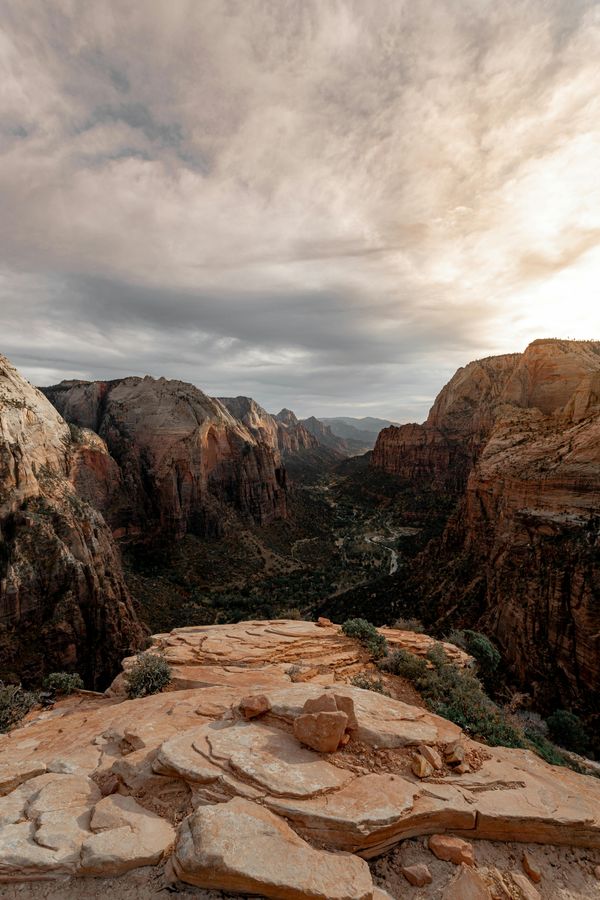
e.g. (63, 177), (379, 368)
(172, 797), (373, 899)
(1, 619), (600, 891)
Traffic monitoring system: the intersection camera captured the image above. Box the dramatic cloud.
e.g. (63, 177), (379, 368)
(1, 0), (599, 419)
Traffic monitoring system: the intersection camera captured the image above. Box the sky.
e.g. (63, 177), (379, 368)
(1, 0), (600, 421)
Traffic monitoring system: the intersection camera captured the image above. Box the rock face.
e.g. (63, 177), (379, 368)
(44, 377), (287, 539)
(0, 355), (144, 687)
(300, 415), (350, 455)
(1, 618), (600, 891)
(219, 396), (320, 458)
(372, 339), (600, 711)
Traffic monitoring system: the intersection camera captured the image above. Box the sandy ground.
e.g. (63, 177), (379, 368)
(0, 866), (241, 899)
(2, 840), (600, 899)
(371, 836), (600, 899)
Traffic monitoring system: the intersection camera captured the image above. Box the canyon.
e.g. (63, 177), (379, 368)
(372, 339), (600, 717)
(1, 341), (600, 896)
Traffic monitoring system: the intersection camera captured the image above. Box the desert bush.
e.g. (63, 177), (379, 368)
(126, 653), (172, 699)
(380, 648), (428, 682)
(281, 607), (303, 620)
(522, 728), (573, 768)
(448, 629), (500, 679)
(0, 682), (39, 732)
(512, 710), (548, 737)
(341, 618), (388, 659)
(547, 709), (590, 755)
(43, 672), (84, 695)
(350, 674), (390, 695)
(380, 643), (522, 748)
(393, 617), (425, 633)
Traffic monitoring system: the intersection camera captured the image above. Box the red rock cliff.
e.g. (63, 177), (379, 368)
(218, 396), (319, 457)
(44, 377), (287, 539)
(0, 356), (145, 687)
(373, 339), (600, 712)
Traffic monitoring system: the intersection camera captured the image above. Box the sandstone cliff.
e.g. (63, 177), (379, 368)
(301, 415), (349, 455)
(372, 340), (600, 713)
(0, 356), (144, 687)
(218, 396), (319, 457)
(44, 377), (287, 539)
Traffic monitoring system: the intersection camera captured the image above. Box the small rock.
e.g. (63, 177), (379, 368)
(442, 866), (492, 899)
(522, 851), (541, 883)
(418, 744), (443, 770)
(454, 762), (471, 774)
(239, 694), (271, 719)
(402, 863), (432, 886)
(98, 773), (120, 796)
(444, 740), (466, 766)
(411, 753), (434, 779)
(303, 695), (338, 714)
(332, 694), (358, 732)
(429, 834), (475, 866)
(488, 871), (511, 900)
(511, 872), (541, 899)
(293, 710), (348, 752)
(316, 617), (333, 627)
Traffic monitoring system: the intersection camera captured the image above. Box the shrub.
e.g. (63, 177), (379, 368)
(393, 617), (425, 633)
(341, 618), (388, 659)
(126, 653), (172, 699)
(350, 674), (390, 695)
(523, 728), (570, 768)
(448, 629), (500, 679)
(547, 709), (590, 755)
(0, 682), (39, 732)
(380, 649), (428, 682)
(43, 672), (84, 695)
(380, 644), (522, 748)
(281, 608), (303, 620)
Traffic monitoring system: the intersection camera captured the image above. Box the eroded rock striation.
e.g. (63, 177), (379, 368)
(372, 339), (600, 711)
(218, 396), (320, 458)
(44, 377), (287, 539)
(1, 618), (599, 895)
(0, 355), (144, 687)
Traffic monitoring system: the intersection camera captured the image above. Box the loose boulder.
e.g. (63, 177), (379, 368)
(522, 851), (541, 883)
(402, 863), (433, 886)
(294, 711), (348, 753)
(411, 754), (434, 779)
(429, 834), (475, 866)
(293, 693), (357, 752)
(239, 694), (271, 719)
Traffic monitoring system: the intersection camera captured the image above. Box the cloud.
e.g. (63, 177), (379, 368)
(1, 0), (600, 419)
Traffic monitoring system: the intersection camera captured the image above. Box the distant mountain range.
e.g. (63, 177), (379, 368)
(319, 416), (398, 452)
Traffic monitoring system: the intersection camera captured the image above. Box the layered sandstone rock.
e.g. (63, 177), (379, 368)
(1, 619), (600, 894)
(300, 415), (349, 455)
(372, 339), (600, 711)
(219, 396), (320, 458)
(44, 376), (287, 538)
(0, 356), (144, 687)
